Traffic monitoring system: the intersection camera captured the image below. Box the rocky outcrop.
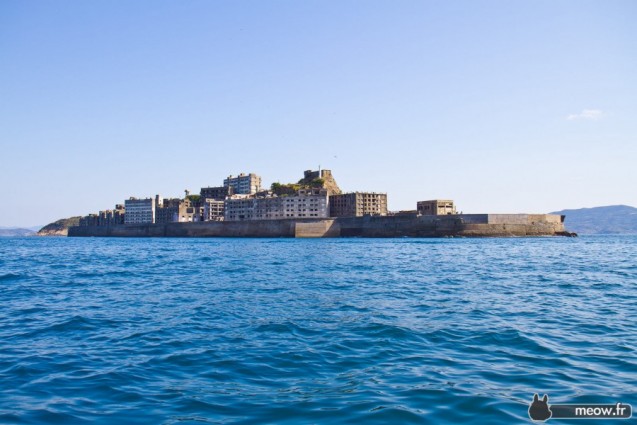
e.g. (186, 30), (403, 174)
(271, 169), (343, 196)
(37, 217), (81, 236)
(319, 170), (342, 195)
(298, 169), (342, 195)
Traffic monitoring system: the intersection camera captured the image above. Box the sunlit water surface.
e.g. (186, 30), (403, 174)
(1, 236), (635, 424)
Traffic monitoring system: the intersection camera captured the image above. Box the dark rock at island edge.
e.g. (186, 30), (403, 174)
(37, 217), (81, 236)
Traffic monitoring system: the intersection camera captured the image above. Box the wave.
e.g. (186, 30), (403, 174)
(0, 272), (25, 282)
(1, 236), (635, 424)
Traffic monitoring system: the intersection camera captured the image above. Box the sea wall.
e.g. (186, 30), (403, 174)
(69, 219), (297, 238)
(331, 214), (564, 237)
(68, 214), (566, 238)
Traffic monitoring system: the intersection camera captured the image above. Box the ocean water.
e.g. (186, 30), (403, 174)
(0, 236), (635, 424)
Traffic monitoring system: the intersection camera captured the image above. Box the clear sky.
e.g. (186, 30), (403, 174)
(1, 1), (635, 227)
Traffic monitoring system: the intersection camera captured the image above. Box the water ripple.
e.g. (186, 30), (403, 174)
(0, 236), (635, 424)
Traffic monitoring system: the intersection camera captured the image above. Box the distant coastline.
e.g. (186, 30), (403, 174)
(0, 228), (36, 237)
(550, 205), (637, 235)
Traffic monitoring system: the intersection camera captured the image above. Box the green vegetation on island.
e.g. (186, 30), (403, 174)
(271, 178), (326, 196)
(37, 217), (81, 236)
(186, 194), (201, 205)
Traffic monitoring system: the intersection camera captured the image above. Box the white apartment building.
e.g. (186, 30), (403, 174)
(203, 199), (225, 221)
(224, 189), (329, 221)
(124, 197), (155, 224)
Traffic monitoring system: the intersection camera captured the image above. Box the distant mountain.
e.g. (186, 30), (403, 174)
(550, 205), (637, 235)
(37, 217), (81, 236)
(0, 228), (36, 237)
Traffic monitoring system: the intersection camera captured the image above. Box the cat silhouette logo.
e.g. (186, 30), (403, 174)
(529, 393), (552, 422)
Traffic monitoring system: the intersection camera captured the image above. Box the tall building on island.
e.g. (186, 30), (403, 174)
(224, 188), (329, 221)
(97, 204), (125, 226)
(223, 173), (261, 195)
(124, 197), (155, 224)
(329, 192), (387, 217)
(155, 197), (198, 223)
(200, 186), (234, 200)
(203, 199), (225, 221)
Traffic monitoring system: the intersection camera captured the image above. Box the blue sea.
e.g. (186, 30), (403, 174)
(0, 236), (635, 424)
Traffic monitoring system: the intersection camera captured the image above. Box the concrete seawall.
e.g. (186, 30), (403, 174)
(68, 214), (567, 238)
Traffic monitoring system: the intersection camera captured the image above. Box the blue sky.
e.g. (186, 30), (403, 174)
(1, 1), (635, 227)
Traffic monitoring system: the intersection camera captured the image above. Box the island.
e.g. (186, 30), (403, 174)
(68, 169), (574, 238)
